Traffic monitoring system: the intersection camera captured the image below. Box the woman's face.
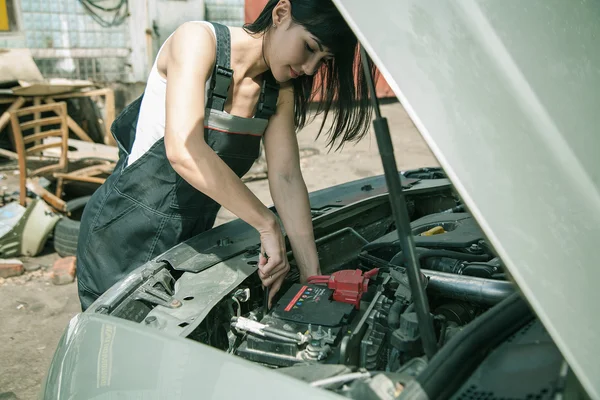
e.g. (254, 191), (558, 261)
(267, 2), (333, 82)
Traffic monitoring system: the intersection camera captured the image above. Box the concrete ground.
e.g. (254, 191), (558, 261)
(0, 101), (438, 400)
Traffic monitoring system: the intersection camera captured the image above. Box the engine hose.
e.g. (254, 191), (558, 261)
(388, 301), (405, 329)
(360, 252), (512, 305)
(405, 293), (533, 400)
(359, 252), (392, 270)
(423, 269), (514, 305)
(391, 249), (490, 265)
(460, 264), (495, 279)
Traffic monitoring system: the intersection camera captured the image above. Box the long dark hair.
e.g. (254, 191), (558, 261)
(244, 0), (375, 150)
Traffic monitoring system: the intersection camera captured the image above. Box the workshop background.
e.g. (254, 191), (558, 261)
(0, 0), (392, 103)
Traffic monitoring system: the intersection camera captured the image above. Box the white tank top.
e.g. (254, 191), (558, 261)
(127, 21), (215, 167)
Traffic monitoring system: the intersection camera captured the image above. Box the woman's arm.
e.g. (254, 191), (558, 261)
(263, 86), (321, 283)
(163, 23), (289, 293)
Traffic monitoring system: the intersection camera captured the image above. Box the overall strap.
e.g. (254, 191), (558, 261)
(207, 22), (280, 120)
(207, 22), (233, 112)
(254, 71), (280, 120)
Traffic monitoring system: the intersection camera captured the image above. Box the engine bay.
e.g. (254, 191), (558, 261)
(102, 177), (570, 399)
(222, 210), (507, 373)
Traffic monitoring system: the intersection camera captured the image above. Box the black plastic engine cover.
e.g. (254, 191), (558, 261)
(365, 213), (485, 260)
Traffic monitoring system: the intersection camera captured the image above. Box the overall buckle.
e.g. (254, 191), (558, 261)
(207, 65), (233, 111)
(256, 78), (279, 119)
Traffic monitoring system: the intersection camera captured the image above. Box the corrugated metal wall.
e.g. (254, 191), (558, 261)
(205, 0), (245, 26)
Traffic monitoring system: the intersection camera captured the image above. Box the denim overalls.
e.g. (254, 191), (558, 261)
(76, 23), (279, 310)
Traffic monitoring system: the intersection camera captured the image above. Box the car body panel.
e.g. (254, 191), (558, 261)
(41, 313), (344, 400)
(156, 174), (421, 275)
(332, 0), (600, 397)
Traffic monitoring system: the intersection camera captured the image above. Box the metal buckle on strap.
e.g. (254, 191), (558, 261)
(207, 65), (233, 111)
(256, 78), (279, 118)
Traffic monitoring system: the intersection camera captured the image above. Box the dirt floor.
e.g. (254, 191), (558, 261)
(0, 101), (438, 400)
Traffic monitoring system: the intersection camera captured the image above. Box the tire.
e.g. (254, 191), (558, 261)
(53, 196), (91, 257)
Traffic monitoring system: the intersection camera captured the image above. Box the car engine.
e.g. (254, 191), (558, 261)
(100, 176), (570, 399)
(197, 210), (513, 378)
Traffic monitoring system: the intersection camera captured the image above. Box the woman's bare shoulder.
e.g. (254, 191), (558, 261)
(158, 22), (217, 80)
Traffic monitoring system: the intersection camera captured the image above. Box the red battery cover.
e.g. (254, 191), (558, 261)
(307, 269), (379, 310)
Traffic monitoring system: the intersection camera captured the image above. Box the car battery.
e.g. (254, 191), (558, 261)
(235, 283), (356, 367)
(270, 283), (355, 326)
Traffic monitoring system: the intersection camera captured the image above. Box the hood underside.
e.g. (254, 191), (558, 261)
(333, 0), (600, 397)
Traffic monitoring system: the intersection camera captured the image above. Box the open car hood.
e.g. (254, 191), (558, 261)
(333, 0), (600, 397)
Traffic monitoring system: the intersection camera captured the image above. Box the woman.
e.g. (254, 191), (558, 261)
(75, 0), (373, 310)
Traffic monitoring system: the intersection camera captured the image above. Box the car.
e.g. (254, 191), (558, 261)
(41, 0), (599, 399)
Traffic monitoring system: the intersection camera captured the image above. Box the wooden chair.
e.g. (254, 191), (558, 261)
(9, 102), (114, 210)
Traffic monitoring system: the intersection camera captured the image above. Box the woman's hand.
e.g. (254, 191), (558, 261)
(257, 221), (290, 307)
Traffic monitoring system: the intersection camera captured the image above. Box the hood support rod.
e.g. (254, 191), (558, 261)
(359, 47), (438, 359)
